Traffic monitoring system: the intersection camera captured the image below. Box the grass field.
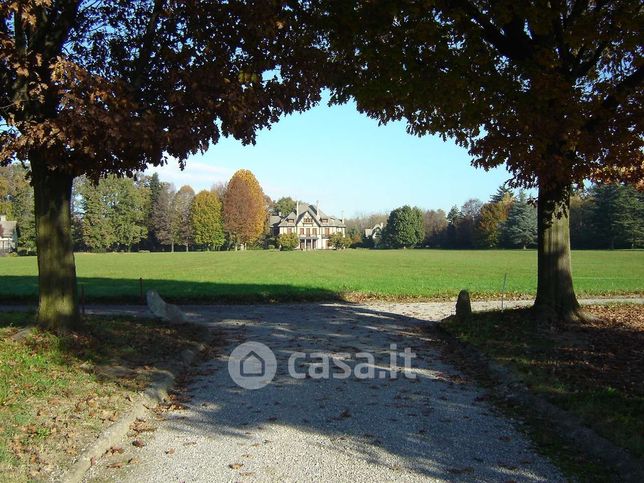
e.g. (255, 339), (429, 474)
(0, 249), (642, 303)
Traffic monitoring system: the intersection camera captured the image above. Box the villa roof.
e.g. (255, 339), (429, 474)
(271, 203), (345, 228)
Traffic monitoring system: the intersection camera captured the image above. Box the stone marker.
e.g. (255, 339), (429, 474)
(455, 289), (472, 319)
(146, 290), (187, 323)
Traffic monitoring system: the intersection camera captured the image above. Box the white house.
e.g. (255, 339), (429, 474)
(270, 201), (346, 250)
(0, 215), (17, 253)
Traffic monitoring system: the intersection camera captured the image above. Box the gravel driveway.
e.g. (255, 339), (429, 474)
(84, 302), (565, 482)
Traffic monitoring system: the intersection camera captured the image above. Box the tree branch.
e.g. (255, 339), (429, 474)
(584, 64), (644, 132)
(131, 0), (165, 92)
(452, 0), (533, 62)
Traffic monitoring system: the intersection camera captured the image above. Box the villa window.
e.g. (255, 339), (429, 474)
(313, 228), (318, 236)
(300, 228), (304, 235)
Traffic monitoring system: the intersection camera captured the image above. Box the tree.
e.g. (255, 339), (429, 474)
(273, 197), (297, 216)
(211, 182), (228, 200)
(223, 170), (266, 249)
(382, 206), (424, 248)
(191, 190), (225, 250)
(78, 177), (115, 252)
(569, 190), (595, 249)
(423, 209), (448, 247)
(140, 172), (162, 250)
(318, 1), (643, 321)
(0, 2), (322, 331)
(328, 232), (351, 250)
(590, 183), (644, 249)
(171, 185), (195, 252)
(78, 176), (147, 251)
(501, 192), (537, 249)
(151, 183), (175, 251)
(477, 189), (514, 248)
(278, 232), (299, 251)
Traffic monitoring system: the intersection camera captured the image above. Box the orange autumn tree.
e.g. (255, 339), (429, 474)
(223, 169), (266, 249)
(0, 1), (322, 331)
(316, 0), (643, 321)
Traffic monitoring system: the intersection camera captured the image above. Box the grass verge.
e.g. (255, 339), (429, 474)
(0, 312), (215, 481)
(440, 304), (643, 479)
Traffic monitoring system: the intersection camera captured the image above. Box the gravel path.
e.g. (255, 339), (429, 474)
(80, 302), (574, 482)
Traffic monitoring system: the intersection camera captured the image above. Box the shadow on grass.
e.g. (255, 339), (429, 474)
(0, 284), (638, 479)
(442, 307), (644, 459)
(0, 276), (345, 305)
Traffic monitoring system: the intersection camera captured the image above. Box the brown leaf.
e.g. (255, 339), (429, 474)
(229, 463), (244, 470)
(132, 439), (145, 448)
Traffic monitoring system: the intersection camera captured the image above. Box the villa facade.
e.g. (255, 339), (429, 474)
(270, 202), (346, 250)
(0, 215), (17, 253)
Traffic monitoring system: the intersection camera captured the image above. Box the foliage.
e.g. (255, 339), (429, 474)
(151, 182), (175, 250)
(191, 190), (225, 250)
(328, 232), (351, 249)
(590, 184), (644, 249)
(77, 176), (147, 251)
(273, 197), (297, 216)
(477, 190), (513, 248)
(278, 232), (300, 251)
(501, 192), (537, 249)
(171, 185), (195, 250)
(382, 205), (424, 248)
(223, 169), (266, 248)
(316, 0), (643, 318)
(0, 1), (323, 328)
(319, 1), (642, 188)
(423, 209), (447, 247)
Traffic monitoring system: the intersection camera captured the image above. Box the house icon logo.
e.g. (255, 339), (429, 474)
(240, 350), (266, 377)
(228, 342), (277, 390)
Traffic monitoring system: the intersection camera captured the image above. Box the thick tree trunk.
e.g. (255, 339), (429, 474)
(534, 180), (584, 322)
(31, 159), (80, 332)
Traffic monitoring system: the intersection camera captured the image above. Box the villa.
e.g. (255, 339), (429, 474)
(270, 202), (346, 250)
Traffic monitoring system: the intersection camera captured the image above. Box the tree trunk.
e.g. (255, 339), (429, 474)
(31, 158), (80, 332)
(534, 179), (585, 322)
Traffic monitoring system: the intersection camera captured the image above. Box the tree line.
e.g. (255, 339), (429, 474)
(347, 184), (643, 250)
(3, 163), (641, 255)
(0, 165), (271, 253)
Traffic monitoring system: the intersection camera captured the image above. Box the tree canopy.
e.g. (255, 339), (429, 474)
(315, 0), (643, 321)
(223, 169), (266, 248)
(191, 190), (225, 250)
(0, 1), (323, 329)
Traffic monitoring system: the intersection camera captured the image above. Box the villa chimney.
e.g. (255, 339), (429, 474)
(316, 200), (319, 215)
(296, 201), (299, 217)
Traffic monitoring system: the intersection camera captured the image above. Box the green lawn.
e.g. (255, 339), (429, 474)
(0, 249), (642, 303)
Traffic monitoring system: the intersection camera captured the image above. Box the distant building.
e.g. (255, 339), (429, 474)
(269, 201), (346, 250)
(0, 215), (17, 253)
(364, 222), (385, 247)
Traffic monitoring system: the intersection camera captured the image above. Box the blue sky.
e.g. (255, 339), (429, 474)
(148, 97), (512, 217)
